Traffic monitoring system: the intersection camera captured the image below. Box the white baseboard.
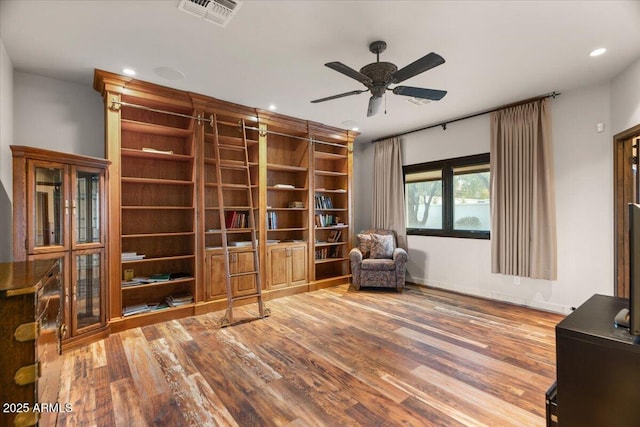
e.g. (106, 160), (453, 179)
(408, 277), (573, 314)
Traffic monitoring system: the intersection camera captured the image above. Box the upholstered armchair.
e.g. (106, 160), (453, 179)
(349, 229), (408, 292)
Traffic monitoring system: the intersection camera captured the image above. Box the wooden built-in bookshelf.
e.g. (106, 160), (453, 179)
(94, 70), (356, 330)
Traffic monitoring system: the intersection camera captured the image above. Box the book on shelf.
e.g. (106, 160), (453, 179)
(315, 246), (340, 259)
(315, 214), (338, 227)
(328, 229), (342, 243)
(166, 292), (193, 307)
(315, 194), (334, 209)
(274, 183), (295, 189)
(122, 302), (170, 316)
(142, 147), (174, 155)
(147, 273), (171, 282)
(225, 211), (249, 228)
(122, 252), (145, 261)
(122, 280), (143, 288)
(124, 272), (191, 286)
(267, 211), (278, 230)
(123, 303), (150, 316)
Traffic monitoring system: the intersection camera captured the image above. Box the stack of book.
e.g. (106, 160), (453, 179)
(122, 252), (145, 261)
(315, 214), (337, 227)
(267, 211), (278, 229)
(122, 303), (150, 316)
(122, 302), (169, 316)
(166, 292), (193, 307)
(315, 194), (334, 209)
(225, 211), (249, 228)
(315, 246), (339, 260)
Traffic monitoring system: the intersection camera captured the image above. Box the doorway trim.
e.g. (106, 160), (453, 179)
(614, 123), (640, 297)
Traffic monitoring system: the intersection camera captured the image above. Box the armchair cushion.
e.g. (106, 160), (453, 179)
(356, 233), (373, 258)
(361, 258), (396, 271)
(370, 234), (394, 259)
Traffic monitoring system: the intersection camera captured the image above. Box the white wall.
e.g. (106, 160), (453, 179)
(0, 70), (104, 259)
(14, 72), (104, 158)
(0, 39), (14, 262)
(355, 83), (616, 313)
(611, 57), (640, 135)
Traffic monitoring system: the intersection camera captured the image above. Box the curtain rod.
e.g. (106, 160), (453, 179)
(371, 91), (561, 143)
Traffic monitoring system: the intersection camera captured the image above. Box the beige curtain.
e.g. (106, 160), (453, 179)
(490, 99), (557, 280)
(372, 137), (407, 250)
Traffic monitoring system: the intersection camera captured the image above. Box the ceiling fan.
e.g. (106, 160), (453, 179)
(311, 40), (447, 117)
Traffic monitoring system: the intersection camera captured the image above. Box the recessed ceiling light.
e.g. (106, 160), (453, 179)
(351, 126), (359, 131)
(268, 104), (277, 111)
(122, 68), (136, 76)
(589, 48), (607, 57)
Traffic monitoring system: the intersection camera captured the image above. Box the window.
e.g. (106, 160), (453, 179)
(404, 153), (490, 238)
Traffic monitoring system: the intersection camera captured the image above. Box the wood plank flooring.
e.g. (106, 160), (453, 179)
(57, 284), (564, 426)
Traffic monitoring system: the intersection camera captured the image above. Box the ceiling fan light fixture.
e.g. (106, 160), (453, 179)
(367, 96), (383, 117)
(311, 40), (446, 117)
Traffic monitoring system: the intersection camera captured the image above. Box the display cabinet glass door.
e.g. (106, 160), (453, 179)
(73, 167), (104, 248)
(71, 249), (104, 334)
(30, 161), (67, 253)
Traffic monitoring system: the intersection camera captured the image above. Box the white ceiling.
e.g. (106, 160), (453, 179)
(2, 0), (640, 142)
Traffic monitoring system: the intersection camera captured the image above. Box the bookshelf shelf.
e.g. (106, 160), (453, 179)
(121, 231), (196, 238)
(121, 277), (195, 291)
(122, 177), (194, 186)
(315, 257), (349, 264)
(121, 119), (192, 137)
(121, 254), (196, 264)
(267, 163), (308, 172)
(315, 170), (347, 177)
(121, 206), (194, 211)
(121, 148), (193, 162)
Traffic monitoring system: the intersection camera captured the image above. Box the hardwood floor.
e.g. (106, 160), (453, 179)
(57, 284), (564, 426)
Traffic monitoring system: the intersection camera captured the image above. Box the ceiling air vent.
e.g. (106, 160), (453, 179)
(178, 0), (243, 27)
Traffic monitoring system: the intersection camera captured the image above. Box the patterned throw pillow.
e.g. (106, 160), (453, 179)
(357, 233), (373, 258)
(370, 234), (395, 259)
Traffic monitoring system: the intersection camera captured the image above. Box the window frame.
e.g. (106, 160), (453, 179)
(404, 153), (490, 239)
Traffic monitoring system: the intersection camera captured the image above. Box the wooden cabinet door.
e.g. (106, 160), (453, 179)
(70, 248), (105, 335)
(233, 251), (257, 297)
(289, 244), (308, 286)
(27, 160), (69, 254)
(206, 252), (227, 299)
(71, 166), (106, 250)
(268, 246), (290, 289)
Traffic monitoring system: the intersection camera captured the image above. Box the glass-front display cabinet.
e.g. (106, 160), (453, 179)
(12, 146), (109, 347)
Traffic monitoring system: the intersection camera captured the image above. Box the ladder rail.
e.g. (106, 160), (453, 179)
(240, 119), (266, 318)
(212, 115), (268, 327)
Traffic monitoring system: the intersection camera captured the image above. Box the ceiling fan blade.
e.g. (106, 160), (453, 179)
(367, 96), (383, 117)
(325, 62), (373, 87)
(311, 89), (368, 103)
(390, 52), (445, 84)
(392, 86), (447, 101)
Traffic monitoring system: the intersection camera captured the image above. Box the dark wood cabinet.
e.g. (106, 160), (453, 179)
(0, 259), (63, 427)
(556, 294), (640, 427)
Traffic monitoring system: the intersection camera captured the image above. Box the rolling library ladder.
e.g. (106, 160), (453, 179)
(210, 114), (269, 326)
